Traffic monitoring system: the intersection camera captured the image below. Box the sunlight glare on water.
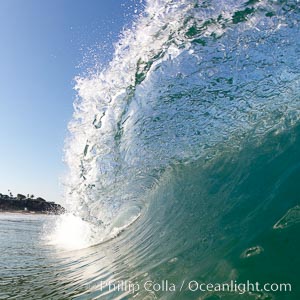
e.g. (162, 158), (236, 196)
(46, 214), (95, 250)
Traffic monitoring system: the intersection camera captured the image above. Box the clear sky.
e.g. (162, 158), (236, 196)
(0, 0), (140, 202)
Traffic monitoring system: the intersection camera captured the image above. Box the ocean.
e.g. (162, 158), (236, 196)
(1, 0), (300, 299)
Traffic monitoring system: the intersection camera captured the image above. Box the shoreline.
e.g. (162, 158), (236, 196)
(0, 193), (65, 215)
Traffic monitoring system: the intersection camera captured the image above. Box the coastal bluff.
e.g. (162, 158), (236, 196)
(0, 193), (65, 214)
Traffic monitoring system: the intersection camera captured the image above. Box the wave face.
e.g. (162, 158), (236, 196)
(57, 0), (300, 298)
(64, 0), (300, 236)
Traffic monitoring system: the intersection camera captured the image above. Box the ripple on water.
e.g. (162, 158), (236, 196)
(273, 205), (300, 230)
(241, 246), (264, 258)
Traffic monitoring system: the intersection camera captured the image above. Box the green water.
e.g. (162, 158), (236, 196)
(1, 125), (300, 299)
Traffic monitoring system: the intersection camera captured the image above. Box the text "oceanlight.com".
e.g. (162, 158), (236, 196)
(93, 279), (292, 295)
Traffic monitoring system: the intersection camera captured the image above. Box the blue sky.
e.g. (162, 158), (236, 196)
(0, 0), (140, 202)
